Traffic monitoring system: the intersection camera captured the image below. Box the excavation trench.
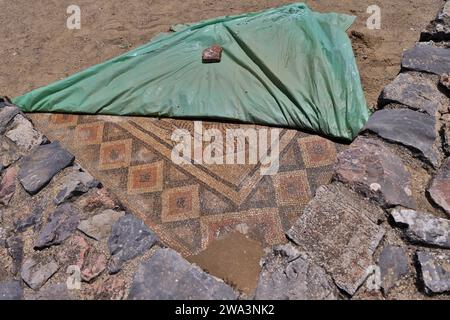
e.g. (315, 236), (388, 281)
(1, 0), (441, 296)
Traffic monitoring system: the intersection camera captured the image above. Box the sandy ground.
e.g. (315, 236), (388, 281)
(0, 0), (443, 108)
(0, 0), (444, 296)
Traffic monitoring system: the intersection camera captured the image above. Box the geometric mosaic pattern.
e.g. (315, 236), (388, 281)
(29, 113), (346, 256)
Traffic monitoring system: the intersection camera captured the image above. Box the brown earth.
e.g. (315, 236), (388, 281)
(0, 0), (443, 296)
(187, 232), (264, 297)
(0, 0), (443, 109)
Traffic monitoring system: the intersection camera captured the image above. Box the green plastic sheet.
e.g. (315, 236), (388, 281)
(13, 3), (368, 141)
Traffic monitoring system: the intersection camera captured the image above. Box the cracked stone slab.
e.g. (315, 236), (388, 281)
(378, 245), (409, 294)
(286, 184), (385, 296)
(35, 203), (80, 249)
(334, 136), (415, 209)
(416, 251), (450, 294)
(379, 73), (448, 116)
(21, 257), (59, 290)
(78, 209), (125, 241)
(428, 157), (450, 216)
(0, 280), (23, 300)
(54, 169), (99, 205)
(0, 106), (20, 134)
(108, 214), (159, 274)
(420, 1), (450, 42)
(18, 142), (75, 195)
(5, 115), (44, 152)
(402, 43), (450, 75)
(391, 208), (450, 249)
(361, 109), (440, 167)
(254, 244), (338, 300)
(128, 248), (238, 300)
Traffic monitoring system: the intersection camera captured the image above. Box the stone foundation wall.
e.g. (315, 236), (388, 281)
(1, 1), (450, 300)
(258, 1), (450, 300)
(0, 101), (238, 300)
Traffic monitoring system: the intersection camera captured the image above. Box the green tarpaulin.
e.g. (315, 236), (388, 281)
(13, 3), (368, 141)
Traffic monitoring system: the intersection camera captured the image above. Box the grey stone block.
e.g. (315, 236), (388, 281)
(128, 248), (238, 300)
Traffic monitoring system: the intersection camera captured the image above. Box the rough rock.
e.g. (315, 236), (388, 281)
(6, 236), (23, 276)
(202, 45), (223, 63)
(18, 142), (75, 195)
(420, 1), (450, 41)
(78, 209), (125, 241)
(0, 280), (23, 300)
(402, 43), (450, 76)
(379, 73), (447, 116)
(21, 257), (59, 290)
(0, 106), (19, 134)
(108, 214), (158, 274)
(0, 137), (21, 169)
(428, 158), (450, 216)
(286, 184), (385, 295)
(0, 97), (10, 108)
(416, 251), (450, 294)
(391, 208), (450, 249)
(14, 205), (43, 233)
(0, 166), (16, 206)
(254, 244), (337, 300)
(378, 245), (409, 294)
(82, 188), (120, 212)
(81, 252), (107, 282)
(128, 248), (238, 300)
(57, 235), (90, 269)
(91, 276), (126, 300)
(441, 73), (450, 92)
(54, 235), (101, 283)
(334, 136), (415, 209)
(35, 203), (80, 249)
(54, 170), (99, 205)
(5, 115), (44, 152)
(362, 109), (440, 167)
(27, 283), (72, 300)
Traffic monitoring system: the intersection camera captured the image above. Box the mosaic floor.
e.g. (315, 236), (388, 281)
(29, 114), (345, 256)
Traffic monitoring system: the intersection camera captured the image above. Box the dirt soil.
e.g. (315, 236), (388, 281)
(0, 0), (443, 108)
(187, 232), (264, 297)
(0, 0), (443, 296)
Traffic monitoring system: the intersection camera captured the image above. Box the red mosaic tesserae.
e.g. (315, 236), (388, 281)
(202, 45), (223, 63)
